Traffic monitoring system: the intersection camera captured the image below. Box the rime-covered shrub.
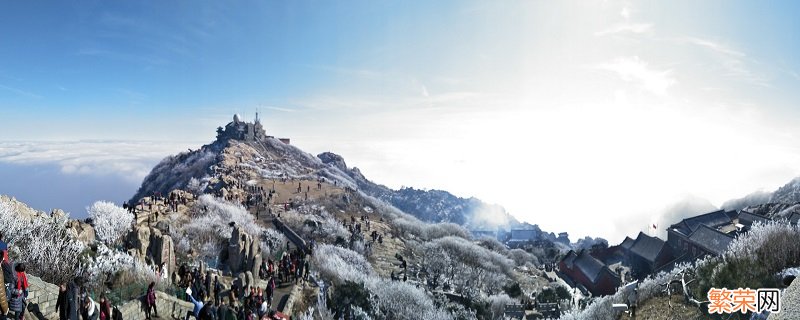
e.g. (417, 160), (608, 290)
(365, 279), (452, 320)
(171, 195), (264, 261)
(262, 228), (288, 258)
(0, 202), (85, 284)
(476, 237), (509, 255)
(312, 244), (452, 319)
(88, 201), (133, 245)
(695, 221), (800, 297)
(726, 221), (800, 273)
(186, 177), (211, 195)
(393, 216), (470, 241)
(79, 243), (157, 290)
(508, 248), (536, 267)
(281, 206), (349, 244)
(559, 291), (625, 320)
(487, 294), (516, 320)
(312, 244), (375, 285)
(412, 236), (514, 298)
(434, 236), (514, 275)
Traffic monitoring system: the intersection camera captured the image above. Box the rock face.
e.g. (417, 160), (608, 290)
(65, 219), (96, 244)
(125, 226), (175, 274)
(227, 226), (262, 279)
(127, 226), (152, 257)
(149, 229), (176, 276)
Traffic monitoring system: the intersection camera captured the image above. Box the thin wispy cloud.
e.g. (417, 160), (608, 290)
(0, 84), (43, 99)
(597, 56), (676, 95)
(264, 106), (295, 113)
(681, 37), (769, 87)
(683, 37), (746, 57)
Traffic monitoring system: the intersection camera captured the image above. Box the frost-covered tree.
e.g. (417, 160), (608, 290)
(0, 202), (85, 284)
(695, 220), (800, 297)
(311, 244), (453, 320)
(78, 243), (157, 290)
(262, 228), (288, 258)
(312, 244), (375, 285)
(171, 195), (265, 262)
(365, 279), (452, 320)
(487, 293), (516, 319)
(88, 201), (133, 245)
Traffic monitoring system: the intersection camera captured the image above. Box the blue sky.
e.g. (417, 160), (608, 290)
(2, 1), (800, 241)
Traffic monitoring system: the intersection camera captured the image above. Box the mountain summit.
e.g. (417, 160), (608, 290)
(131, 115), (521, 230)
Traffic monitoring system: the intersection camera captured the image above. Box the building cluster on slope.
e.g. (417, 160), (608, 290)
(556, 208), (799, 297)
(216, 113), (291, 144)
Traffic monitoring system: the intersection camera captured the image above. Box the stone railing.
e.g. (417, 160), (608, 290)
(117, 291), (193, 320)
(21, 275), (192, 320)
(22, 275), (60, 320)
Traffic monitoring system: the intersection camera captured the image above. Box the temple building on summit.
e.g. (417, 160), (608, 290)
(216, 113), (290, 144)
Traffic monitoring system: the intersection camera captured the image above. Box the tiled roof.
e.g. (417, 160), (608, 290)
(629, 232), (666, 263)
(619, 237), (635, 250)
(688, 224), (734, 256)
(738, 211), (770, 226)
(670, 210), (735, 236)
(574, 251), (606, 283)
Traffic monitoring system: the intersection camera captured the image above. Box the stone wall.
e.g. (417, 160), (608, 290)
(117, 291), (193, 320)
(23, 275), (60, 320)
(20, 275), (192, 320)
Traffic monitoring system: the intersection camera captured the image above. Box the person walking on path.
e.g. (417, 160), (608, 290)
(145, 282), (158, 319)
(56, 283), (68, 320)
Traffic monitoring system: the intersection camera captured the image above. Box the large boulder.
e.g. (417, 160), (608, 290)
(245, 271), (254, 289)
(127, 226), (151, 258)
(228, 226), (249, 272)
(251, 254), (262, 281)
(66, 219), (96, 244)
(148, 230), (176, 276)
(227, 226), (262, 275)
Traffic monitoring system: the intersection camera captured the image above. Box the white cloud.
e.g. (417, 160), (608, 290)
(0, 141), (198, 183)
(597, 56), (676, 95)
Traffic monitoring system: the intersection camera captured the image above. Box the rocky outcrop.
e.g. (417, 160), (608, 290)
(148, 229), (176, 276)
(317, 152), (348, 173)
(226, 226), (262, 280)
(769, 279), (799, 319)
(127, 226), (151, 258)
(125, 226), (175, 274)
(65, 219), (96, 244)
